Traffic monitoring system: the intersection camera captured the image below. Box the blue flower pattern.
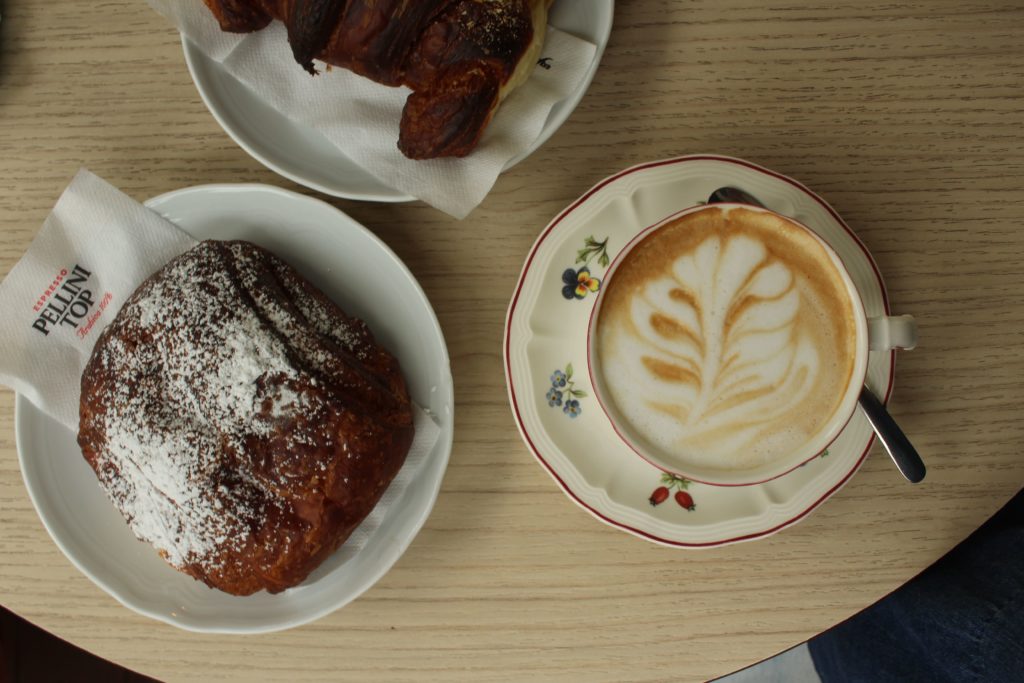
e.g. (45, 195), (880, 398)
(545, 364), (587, 419)
(563, 399), (581, 418)
(546, 388), (563, 407)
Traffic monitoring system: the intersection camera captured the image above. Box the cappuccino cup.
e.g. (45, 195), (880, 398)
(588, 204), (914, 486)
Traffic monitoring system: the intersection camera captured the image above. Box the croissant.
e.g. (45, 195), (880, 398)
(203, 0), (553, 159)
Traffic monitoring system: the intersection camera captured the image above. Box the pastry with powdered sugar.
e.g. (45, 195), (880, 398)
(77, 240), (413, 595)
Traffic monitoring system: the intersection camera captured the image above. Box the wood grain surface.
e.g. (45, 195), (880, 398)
(1, 1), (1023, 681)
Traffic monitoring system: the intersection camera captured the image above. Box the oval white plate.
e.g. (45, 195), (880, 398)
(16, 185), (454, 632)
(504, 155), (897, 547)
(183, 1), (614, 202)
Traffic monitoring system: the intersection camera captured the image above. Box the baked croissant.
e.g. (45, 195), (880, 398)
(203, 0), (553, 159)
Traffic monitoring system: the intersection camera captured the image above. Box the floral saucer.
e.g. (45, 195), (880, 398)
(504, 155), (896, 546)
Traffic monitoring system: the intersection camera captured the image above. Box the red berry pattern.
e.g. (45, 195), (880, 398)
(674, 490), (695, 511)
(649, 486), (669, 506)
(649, 473), (696, 512)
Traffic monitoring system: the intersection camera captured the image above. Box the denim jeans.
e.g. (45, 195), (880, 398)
(808, 488), (1024, 682)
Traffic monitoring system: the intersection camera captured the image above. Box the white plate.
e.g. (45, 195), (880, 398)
(16, 185), (454, 632)
(183, 1), (615, 202)
(504, 155), (897, 547)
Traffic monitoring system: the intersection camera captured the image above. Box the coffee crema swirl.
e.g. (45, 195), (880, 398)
(595, 207), (858, 472)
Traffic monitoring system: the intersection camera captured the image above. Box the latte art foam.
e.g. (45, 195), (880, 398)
(595, 207), (858, 473)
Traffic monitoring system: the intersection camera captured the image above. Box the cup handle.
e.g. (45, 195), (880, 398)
(868, 315), (918, 351)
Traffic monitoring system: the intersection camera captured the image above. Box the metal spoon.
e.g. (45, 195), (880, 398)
(707, 186), (925, 483)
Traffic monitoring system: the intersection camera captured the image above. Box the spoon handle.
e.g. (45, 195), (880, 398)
(858, 386), (926, 483)
(707, 186), (767, 207)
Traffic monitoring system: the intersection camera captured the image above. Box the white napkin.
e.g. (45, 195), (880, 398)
(0, 169), (441, 567)
(0, 169), (196, 428)
(147, 0), (597, 218)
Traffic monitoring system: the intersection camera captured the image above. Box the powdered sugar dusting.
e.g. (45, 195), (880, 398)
(225, 242), (370, 363)
(88, 243), (299, 572)
(269, 385), (303, 418)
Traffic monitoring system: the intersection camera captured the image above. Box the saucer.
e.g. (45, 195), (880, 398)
(504, 155), (895, 547)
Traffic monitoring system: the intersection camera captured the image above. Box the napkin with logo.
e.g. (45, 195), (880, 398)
(146, 0), (597, 218)
(0, 169), (440, 563)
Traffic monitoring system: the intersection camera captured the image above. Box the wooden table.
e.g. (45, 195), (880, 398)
(1, 1), (1022, 681)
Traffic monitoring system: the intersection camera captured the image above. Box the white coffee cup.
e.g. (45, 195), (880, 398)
(587, 203), (916, 486)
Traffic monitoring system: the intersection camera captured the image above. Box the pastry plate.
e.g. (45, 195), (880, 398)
(504, 155), (896, 546)
(183, 1), (615, 202)
(16, 185), (454, 633)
